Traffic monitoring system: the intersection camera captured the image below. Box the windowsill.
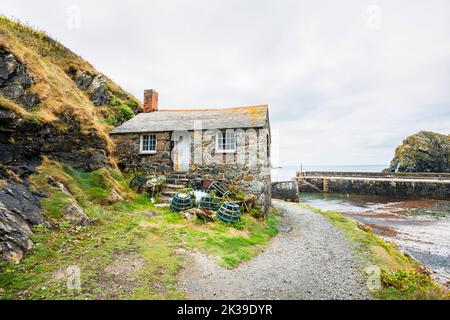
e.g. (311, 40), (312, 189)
(216, 150), (236, 154)
(140, 150), (157, 155)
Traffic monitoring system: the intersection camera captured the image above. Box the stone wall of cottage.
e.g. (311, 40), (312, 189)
(112, 132), (173, 174)
(111, 128), (271, 213)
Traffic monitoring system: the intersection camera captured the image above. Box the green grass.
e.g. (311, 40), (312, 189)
(0, 161), (280, 300)
(39, 191), (72, 219)
(156, 208), (279, 268)
(302, 204), (449, 300)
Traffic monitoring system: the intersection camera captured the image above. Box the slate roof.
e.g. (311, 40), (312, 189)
(110, 105), (269, 134)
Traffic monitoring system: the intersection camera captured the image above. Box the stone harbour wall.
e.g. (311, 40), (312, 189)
(300, 171), (450, 179)
(271, 181), (299, 202)
(297, 177), (450, 200)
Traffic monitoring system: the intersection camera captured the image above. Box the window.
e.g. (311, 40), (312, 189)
(216, 130), (236, 153)
(140, 134), (156, 154)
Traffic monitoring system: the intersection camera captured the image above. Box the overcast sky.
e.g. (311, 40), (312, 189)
(2, 0), (449, 166)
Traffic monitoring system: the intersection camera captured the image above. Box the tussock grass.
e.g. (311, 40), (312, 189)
(0, 16), (141, 157)
(29, 159), (131, 218)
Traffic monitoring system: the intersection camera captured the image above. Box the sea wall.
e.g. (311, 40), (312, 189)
(297, 176), (450, 200)
(271, 181), (299, 202)
(299, 171), (450, 179)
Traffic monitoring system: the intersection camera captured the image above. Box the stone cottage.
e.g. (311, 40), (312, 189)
(110, 89), (271, 213)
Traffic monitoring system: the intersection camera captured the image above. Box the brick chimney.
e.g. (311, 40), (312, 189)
(143, 89), (158, 112)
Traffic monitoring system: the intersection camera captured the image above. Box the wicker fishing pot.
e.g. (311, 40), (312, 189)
(199, 196), (220, 211)
(170, 193), (193, 212)
(217, 202), (241, 223)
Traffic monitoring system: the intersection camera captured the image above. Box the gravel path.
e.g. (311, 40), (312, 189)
(178, 200), (371, 300)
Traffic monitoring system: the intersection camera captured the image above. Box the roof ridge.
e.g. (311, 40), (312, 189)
(156, 104), (268, 112)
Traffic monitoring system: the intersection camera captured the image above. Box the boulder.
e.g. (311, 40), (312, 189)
(0, 201), (33, 263)
(47, 176), (71, 194)
(63, 202), (94, 226)
(0, 178), (49, 264)
(108, 188), (124, 203)
(0, 181), (48, 226)
(88, 75), (109, 106)
(73, 70), (93, 91)
(386, 131), (450, 173)
(0, 48), (39, 110)
(72, 70), (109, 106)
(0, 84), (24, 99)
(0, 50), (19, 82)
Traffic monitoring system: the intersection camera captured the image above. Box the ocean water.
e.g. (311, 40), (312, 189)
(271, 164), (387, 182)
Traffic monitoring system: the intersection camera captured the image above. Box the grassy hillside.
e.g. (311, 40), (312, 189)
(0, 16), (141, 264)
(0, 16), (141, 150)
(0, 159), (279, 299)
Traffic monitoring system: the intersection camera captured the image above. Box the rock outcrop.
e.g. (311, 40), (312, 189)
(0, 48), (40, 110)
(386, 131), (450, 173)
(1, 105), (110, 173)
(0, 17), (141, 263)
(70, 70), (110, 106)
(0, 180), (49, 263)
(63, 202), (94, 226)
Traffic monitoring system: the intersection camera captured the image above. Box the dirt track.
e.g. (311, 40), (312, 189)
(178, 200), (371, 300)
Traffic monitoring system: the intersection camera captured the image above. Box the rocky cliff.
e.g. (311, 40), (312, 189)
(386, 131), (450, 173)
(0, 17), (141, 262)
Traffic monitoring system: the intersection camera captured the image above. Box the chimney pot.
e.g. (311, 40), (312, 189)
(143, 89), (158, 112)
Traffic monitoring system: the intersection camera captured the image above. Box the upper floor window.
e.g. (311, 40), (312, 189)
(140, 134), (156, 154)
(216, 130), (236, 153)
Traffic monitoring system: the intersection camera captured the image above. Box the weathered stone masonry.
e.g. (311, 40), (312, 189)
(110, 91), (272, 213)
(112, 128), (272, 213)
(114, 132), (173, 173)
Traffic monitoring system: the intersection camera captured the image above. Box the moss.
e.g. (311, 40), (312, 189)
(40, 191), (72, 219)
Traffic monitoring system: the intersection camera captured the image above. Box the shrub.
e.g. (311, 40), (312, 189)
(381, 269), (433, 292)
(249, 206), (265, 219)
(116, 104), (134, 122)
(118, 104), (134, 121)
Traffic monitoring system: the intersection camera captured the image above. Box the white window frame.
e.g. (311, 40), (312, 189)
(140, 133), (157, 154)
(215, 130), (236, 153)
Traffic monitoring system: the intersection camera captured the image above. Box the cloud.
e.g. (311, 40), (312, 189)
(1, 0), (449, 165)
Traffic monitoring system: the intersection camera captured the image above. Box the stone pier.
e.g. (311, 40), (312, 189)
(295, 172), (450, 200)
(271, 181), (299, 202)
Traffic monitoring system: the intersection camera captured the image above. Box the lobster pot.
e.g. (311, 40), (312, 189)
(170, 193), (193, 212)
(199, 196), (220, 211)
(209, 181), (230, 198)
(217, 202), (241, 223)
